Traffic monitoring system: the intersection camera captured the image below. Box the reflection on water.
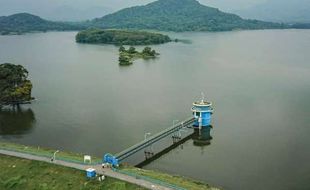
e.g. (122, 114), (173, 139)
(192, 127), (213, 147)
(137, 127), (214, 167)
(0, 106), (36, 135)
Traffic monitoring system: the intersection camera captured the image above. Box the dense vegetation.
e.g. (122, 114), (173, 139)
(119, 46), (159, 66)
(0, 63), (33, 107)
(90, 0), (288, 32)
(0, 155), (145, 190)
(76, 29), (171, 45)
(0, 13), (84, 35)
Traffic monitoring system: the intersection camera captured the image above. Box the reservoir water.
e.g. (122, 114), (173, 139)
(0, 30), (310, 190)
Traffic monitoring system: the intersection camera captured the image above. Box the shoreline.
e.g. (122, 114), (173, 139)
(0, 141), (219, 190)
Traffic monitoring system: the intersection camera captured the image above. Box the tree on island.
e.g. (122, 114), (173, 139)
(118, 46), (159, 66)
(0, 63), (33, 107)
(142, 47), (158, 57)
(128, 47), (137, 54)
(76, 29), (172, 45)
(119, 46), (126, 52)
(119, 54), (133, 66)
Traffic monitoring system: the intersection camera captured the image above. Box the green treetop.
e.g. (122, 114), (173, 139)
(119, 46), (126, 52)
(0, 63), (33, 107)
(128, 47), (137, 54)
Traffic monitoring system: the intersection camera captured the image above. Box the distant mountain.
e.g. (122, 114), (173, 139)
(35, 6), (113, 22)
(2, 0), (307, 35)
(235, 0), (310, 23)
(0, 0), (113, 22)
(90, 0), (286, 32)
(0, 13), (85, 35)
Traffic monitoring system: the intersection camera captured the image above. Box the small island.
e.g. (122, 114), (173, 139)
(76, 29), (172, 45)
(119, 46), (159, 66)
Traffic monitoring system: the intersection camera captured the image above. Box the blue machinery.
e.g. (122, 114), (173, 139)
(104, 96), (213, 166)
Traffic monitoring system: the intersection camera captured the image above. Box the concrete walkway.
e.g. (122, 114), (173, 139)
(0, 149), (173, 190)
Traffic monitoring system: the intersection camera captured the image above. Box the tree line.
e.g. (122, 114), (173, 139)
(76, 29), (171, 45)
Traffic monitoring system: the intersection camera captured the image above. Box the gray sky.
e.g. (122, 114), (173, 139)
(0, 0), (267, 15)
(0, 0), (307, 22)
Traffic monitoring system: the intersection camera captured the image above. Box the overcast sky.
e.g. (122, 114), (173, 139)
(1, 0), (307, 22)
(0, 0), (268, 14)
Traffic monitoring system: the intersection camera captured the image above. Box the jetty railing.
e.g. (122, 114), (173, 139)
(108, 117), (195, 164)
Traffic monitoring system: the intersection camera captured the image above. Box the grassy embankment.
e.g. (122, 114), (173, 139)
(120, 165), (219, 190)
(0, 141), (101, 164)
(0, 141), (220, 190)
(0, 154), (145, 190)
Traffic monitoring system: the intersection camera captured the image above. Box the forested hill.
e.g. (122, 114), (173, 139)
(0, 13), (84, 35)
(2, 1), (305, 34)
(90, 0), (287, 32)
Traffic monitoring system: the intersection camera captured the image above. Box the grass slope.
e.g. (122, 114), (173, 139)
(0, 154), (145, 190)
(121, 165), (221, 190)
(0, 141), (220, 189)
(0, 141), (101, 164)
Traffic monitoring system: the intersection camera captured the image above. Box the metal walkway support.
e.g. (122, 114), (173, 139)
(104, 117), (195, 166)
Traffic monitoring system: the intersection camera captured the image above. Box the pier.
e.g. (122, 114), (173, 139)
(104, 117), (195, 166)
(104, 95), (214, 166)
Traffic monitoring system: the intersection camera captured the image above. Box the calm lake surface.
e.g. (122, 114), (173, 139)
(1, 30), (310, 190)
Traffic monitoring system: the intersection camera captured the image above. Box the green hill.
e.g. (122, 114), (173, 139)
(91, 0), (287, 32)
(0, 13), (84, 35)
